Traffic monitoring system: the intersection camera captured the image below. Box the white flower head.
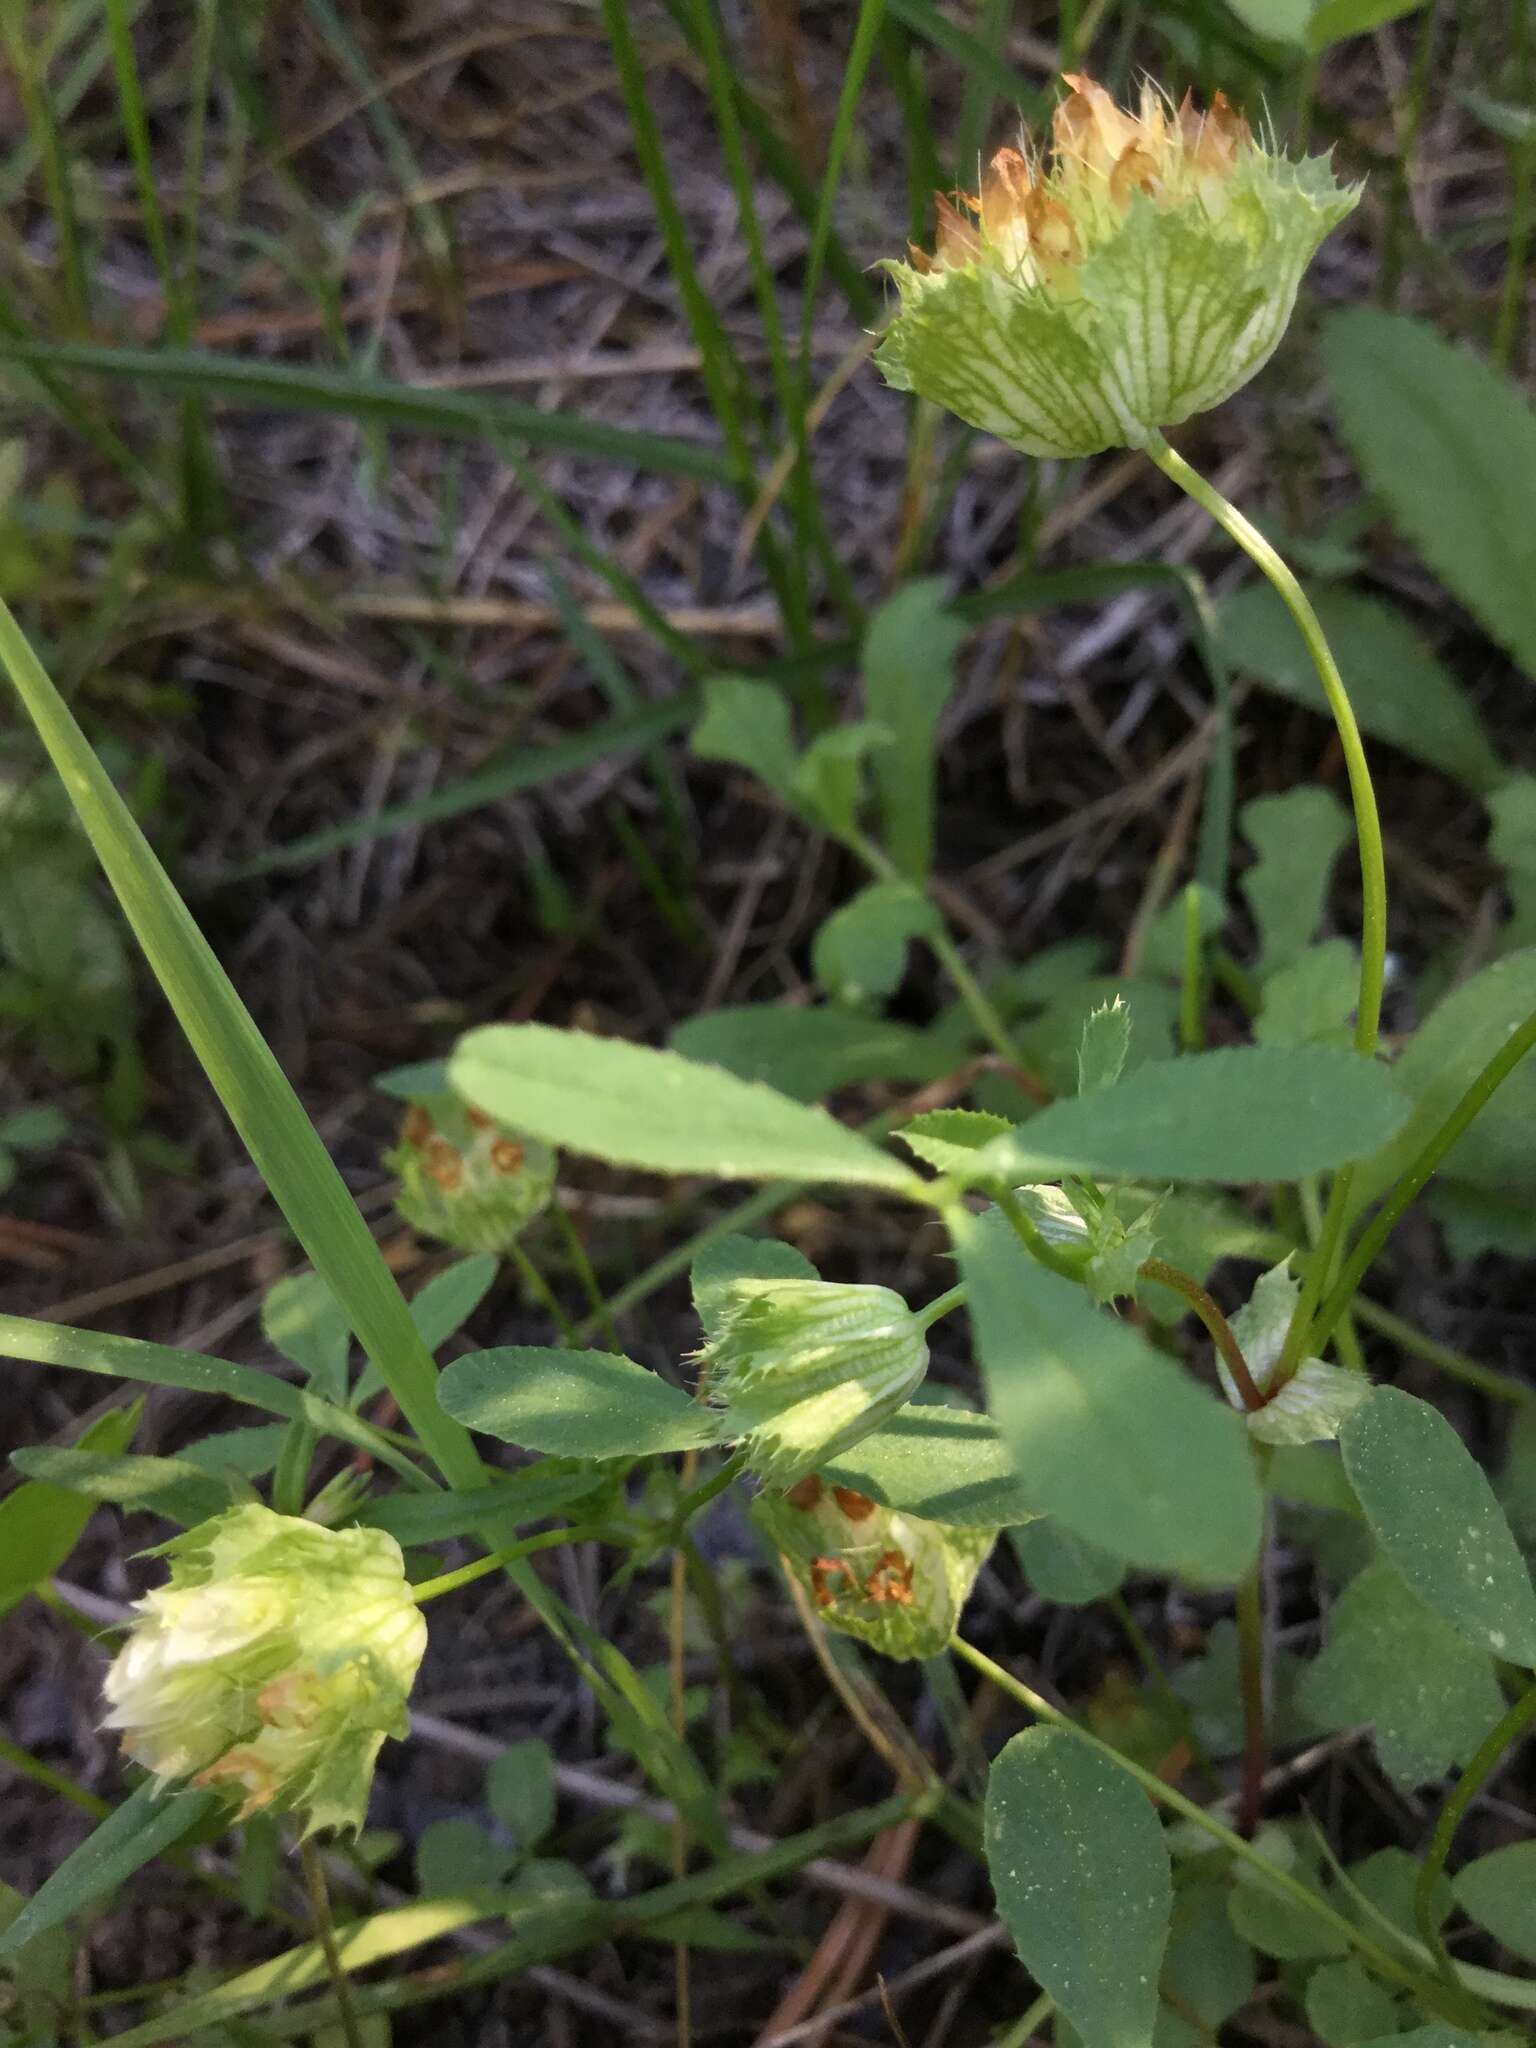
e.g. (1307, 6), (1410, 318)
(102, 1504), (426, 1837)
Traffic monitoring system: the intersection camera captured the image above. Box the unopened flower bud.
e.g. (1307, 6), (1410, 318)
(387, 1099), (555, 1254)
(703, 1278), (927, 1486)
(876, 74), (1359, 456)
(755, 1474), (996, 1660)
(102, 1505), (426, 1837)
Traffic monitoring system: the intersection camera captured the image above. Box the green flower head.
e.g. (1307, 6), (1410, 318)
(876, 74), (1360, 456)
(755, 1474), (997, 1661)
(102, 1505), (426, 1837)
(387, 1098), (555, 1254)
(703, 1277), (927, 1486)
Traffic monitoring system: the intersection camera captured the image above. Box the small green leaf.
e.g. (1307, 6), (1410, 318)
(1255, 941), (1358, 1048)
(1303, 1958), (1404, 2046)
(897, 1107), (1012, 1175)
(1221, 0), (1312, 42)
(690, 674), (798, 802)
(487, 1739), (557, 1853)
(821, 1402), (1036, 1527)
(407, 1254), (499, 1355)
(1308, 0), (1428, 51)
(1228, 1826), (1348, 1961)
(8, 1445), (232, 1528)
(1340, 1386), (1536, 1665)
(955, 1209), (1260, 1583)
(451, 1024), (919, 1193)
(674, 1004), (950, 1103)
(966, 1047), (1408, 1189)
(416, 1819), (509, 1897)
(1076, 998), (1130, 1096)
(1326, 309), (1536, 681)
(1219, 585), (1504, 795)
(861, 578), (967, 880)
(812, 880), (940, 1006)
(438, 1347), (717, 1459)
(1241, 786), (1351, 973)
(985, 1726), (1171, 2048)
(1009, 1519), (1125, 1606)
(0, 1782), (219, 1956)
(0, 1403), (139, 1618)
(1344, 1845), (1451, 1944)
(1297, 1559), (1507, 1786)
(357, 1463), (613, 1545)
(1452, 1843), (1536, 1963)
(1155, 1879), (1256, 2048)
(790, 720), (889, 838)
(1351, 950), (1536, 1214)
(261, 1271), (351, 1403)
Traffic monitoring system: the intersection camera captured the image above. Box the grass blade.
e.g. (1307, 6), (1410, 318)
(0, 340), (731, 482)
(0, 597), (479, 1489)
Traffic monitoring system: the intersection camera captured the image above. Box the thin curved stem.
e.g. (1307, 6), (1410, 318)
(410, 1523), (608, 1605)
(1416, 1676), (1536, 1983)
(1313, 1004), (1536, 1353)
(300, 1839), (365, 2048)
(949, 1635), (1486, 2025)
(1144, 433), (1386, 1055)
(1139, 1258), (1264, 1412)
(1143, 432), (1388, 1384)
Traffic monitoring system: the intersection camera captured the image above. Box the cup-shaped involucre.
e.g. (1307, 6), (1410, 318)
(704, 1278), (927, 1486)
(876, 74), (1360, 457)
(387, 1098), (556, 1254)
(755, 1476), (997, 1661)
(102, 1505), (427, 1837)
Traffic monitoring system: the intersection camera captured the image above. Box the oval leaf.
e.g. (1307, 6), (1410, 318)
(985, 1726), (1171, 2048)
(439, 1347), (718, 1459)
(1326, 308), (1536, 680)
(966, 1046), (1407, 1188)
(1452, 1843), (1536, 1964)
(954, 1208), (1261, 1583)
(450, 1024), (917, 1191)
(821, 1403), (1036, 1527)
(1339, 1386), (1536, 1665)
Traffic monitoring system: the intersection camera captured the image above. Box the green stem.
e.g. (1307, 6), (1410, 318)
(1138, 1259), (1264, 1412)
(508, 1238), (580, 1348)
(668, 1448), (750, 1535)
(411, 1524), (607, 1605)
(917, 1281), (967, 1332)
(1144, 433), (1386, 1057)
(1143, 433), (1388, 1384)
(1353, 1296), (1536, 1409)
(300, 1839), (366, 2048)
(1312, 1004), (1536, 1353)
(1416, 1676), (1536, 1983)
(1179, 882), (1205, 1052)
(950, 1636), (1488, 2026)
(849, 829), (1022, 1067)
(1235, 1541), (1267, 1838)
(1494, 136), (1535, 370)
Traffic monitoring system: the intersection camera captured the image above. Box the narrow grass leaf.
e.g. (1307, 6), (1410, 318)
(0, 1312), (434, 1490)
(0, 1782), (220, 1957)
(0, 341), (730, 482)
(985, 1725), (1171, 2048)
(0, 598), (479, 1488)
(450, 1024), (920, 1192)
(0, 1404), (138, 1617)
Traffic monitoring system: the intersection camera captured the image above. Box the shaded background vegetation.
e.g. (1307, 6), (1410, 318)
(1, 1), (1534, 2041)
